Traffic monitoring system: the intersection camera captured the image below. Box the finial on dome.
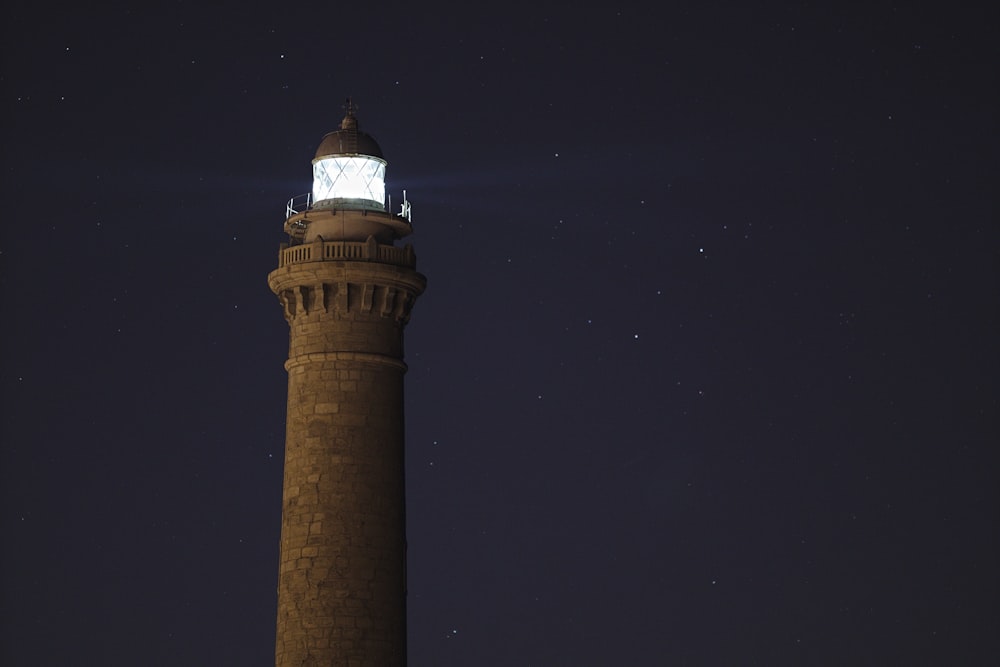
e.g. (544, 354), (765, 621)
(341, 97), (359, 129)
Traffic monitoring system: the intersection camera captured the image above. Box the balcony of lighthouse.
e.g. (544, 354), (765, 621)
(278, 191), (416, 271)
(282, 189), (413, 247)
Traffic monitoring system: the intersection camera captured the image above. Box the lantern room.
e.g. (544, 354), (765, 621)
(311, 109), (387, 212)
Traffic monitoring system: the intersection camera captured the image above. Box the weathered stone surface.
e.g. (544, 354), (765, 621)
(269, 243), (424, 667)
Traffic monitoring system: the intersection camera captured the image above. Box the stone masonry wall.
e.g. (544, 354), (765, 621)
(269, 254), (424, 667)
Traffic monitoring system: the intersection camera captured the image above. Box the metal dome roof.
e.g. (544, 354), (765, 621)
(313, 105), (384, 161)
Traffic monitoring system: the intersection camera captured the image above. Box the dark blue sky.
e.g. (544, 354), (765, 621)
(2, 2), (996, 665)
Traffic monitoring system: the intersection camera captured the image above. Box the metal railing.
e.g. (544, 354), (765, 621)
(286, 192), (403, 220)
(286, 193), (313, 219)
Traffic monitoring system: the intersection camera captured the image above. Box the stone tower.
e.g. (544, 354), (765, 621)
(267, 103), (425, 667)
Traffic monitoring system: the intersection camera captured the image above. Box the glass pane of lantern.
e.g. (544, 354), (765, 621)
(312, 157), (386, 207)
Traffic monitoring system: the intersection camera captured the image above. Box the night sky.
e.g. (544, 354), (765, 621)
(1, 2), (996, 665)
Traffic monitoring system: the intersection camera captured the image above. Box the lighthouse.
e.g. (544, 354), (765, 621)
(267, 102), (425, 667)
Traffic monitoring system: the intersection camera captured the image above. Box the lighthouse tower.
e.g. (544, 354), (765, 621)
(267, 102), (425, 667)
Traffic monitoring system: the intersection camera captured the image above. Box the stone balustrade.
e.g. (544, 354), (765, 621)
(277, 238), (416, 269)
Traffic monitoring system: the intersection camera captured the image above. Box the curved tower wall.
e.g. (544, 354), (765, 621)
(269, 245), (424, 667)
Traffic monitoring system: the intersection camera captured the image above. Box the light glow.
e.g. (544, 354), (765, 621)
(312, 156), (386, 208)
